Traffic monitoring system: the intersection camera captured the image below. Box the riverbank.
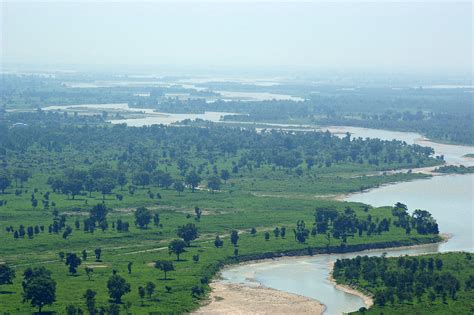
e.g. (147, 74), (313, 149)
(327, 262), (374, 310)
(193, 282), (325, 315)
(194, 235), (445, 314)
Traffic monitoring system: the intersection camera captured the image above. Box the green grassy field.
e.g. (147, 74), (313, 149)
(0, 122), (444, 314)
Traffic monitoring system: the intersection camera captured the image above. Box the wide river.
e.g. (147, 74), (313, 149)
(221, 126), (474, 315)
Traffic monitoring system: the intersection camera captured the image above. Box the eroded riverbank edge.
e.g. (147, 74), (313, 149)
(192, 236), (445, 314)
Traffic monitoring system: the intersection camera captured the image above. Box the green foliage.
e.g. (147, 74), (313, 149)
(333, 253), (474, 314)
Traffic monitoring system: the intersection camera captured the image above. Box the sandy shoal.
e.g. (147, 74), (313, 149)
(193, 282), (325, 315)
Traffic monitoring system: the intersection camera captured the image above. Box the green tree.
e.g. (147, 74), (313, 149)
(0, 263), (16, 285)
(155, 261), (174, 280)
(12, 168), (31, 188)
(168, 239), (187, 261)
(230, 230), (239, 247)
(65, 253), (82, 275)
(176, 223), (199, 245)
(174, 181), (185, 196)
(145, 281), (155, 298)
(0, 172), (11, 194)
(90, 204), (108, 226)
(207, 176), (221, 193)
(83, 289), (97, 314)
(22, 267), (56, 313)
(107, 274), (131, 303)
(185, 171), (201, 192)
(138, 286), (145, 305)
(134, 207), (152, 229)
(220, 169), (230, 183)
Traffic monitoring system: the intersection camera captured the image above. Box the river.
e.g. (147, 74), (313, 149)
(220, 126), (474, 315)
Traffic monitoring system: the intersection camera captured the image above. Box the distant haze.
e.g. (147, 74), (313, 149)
(1, 1), (472, 74)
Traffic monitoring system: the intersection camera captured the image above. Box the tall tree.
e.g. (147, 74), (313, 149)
(134, 207), (152, 229)
(176, 223), (199, 245)
(22, 267), (56, 313)
(168, 239), (187, 261)
(107, 274), (131, 303)
(155, 261), (174, 280)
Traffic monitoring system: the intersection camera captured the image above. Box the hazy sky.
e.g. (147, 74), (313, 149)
(1, 1), (472, 73)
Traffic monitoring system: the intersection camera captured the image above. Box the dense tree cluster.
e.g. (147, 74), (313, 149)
(333, 254), (472, 307)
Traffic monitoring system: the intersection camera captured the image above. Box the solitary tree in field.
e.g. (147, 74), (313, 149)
(127, 262), (133, 274)
(250, 227), (257, 237)
(94, 248), (102, 261)
(85, 267), (94, 280)
(168, 239), (187, 261)
(65, 253), (82, 275)
(230, 230), (239, 247)
(155, 260), (175, 280)
(214, 235), (224, 248)
(22, 267), (56, 313)
(107, 274), (131, 303)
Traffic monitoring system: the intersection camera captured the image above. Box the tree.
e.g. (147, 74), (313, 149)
(90, 203), (108, 226)
(207, 176), (221, 193)
(176, 223), (199, 245)
(138, 286), (145, 305)
(65, 253), (82, 275)
(250, 227), (257, 237)
(82, 250), (88, 261)
(134, 207), (152, 229)
(214, 235), (224, 248)
(230, 230), (239, 247)
(96, 179), (116, 200)
(83, 289), (97, 314)
(220, 169), (230, 183)
(132, 171), (150, 188)
(264, 232), (270, 241)
(13, 168), (31, 188)
(94, 248), (102, 261)
(185, 171), (201, 192)
(168, 239), (187, 261)
(127, 262), (133, 274)
(117, 172), (128, 190)
(0, 263), (16, 285)
(145, 281), (155, 298)
(22, 267), (56, 313)
(174, 181), (185, 196)
(0, 172), (12, 193)
(155, 260), (174, 280)
(194, 206), (202, 221)
(107, 274), (131, 303)
(85, 267), (94, 281)
(192, 254), (200, 263)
